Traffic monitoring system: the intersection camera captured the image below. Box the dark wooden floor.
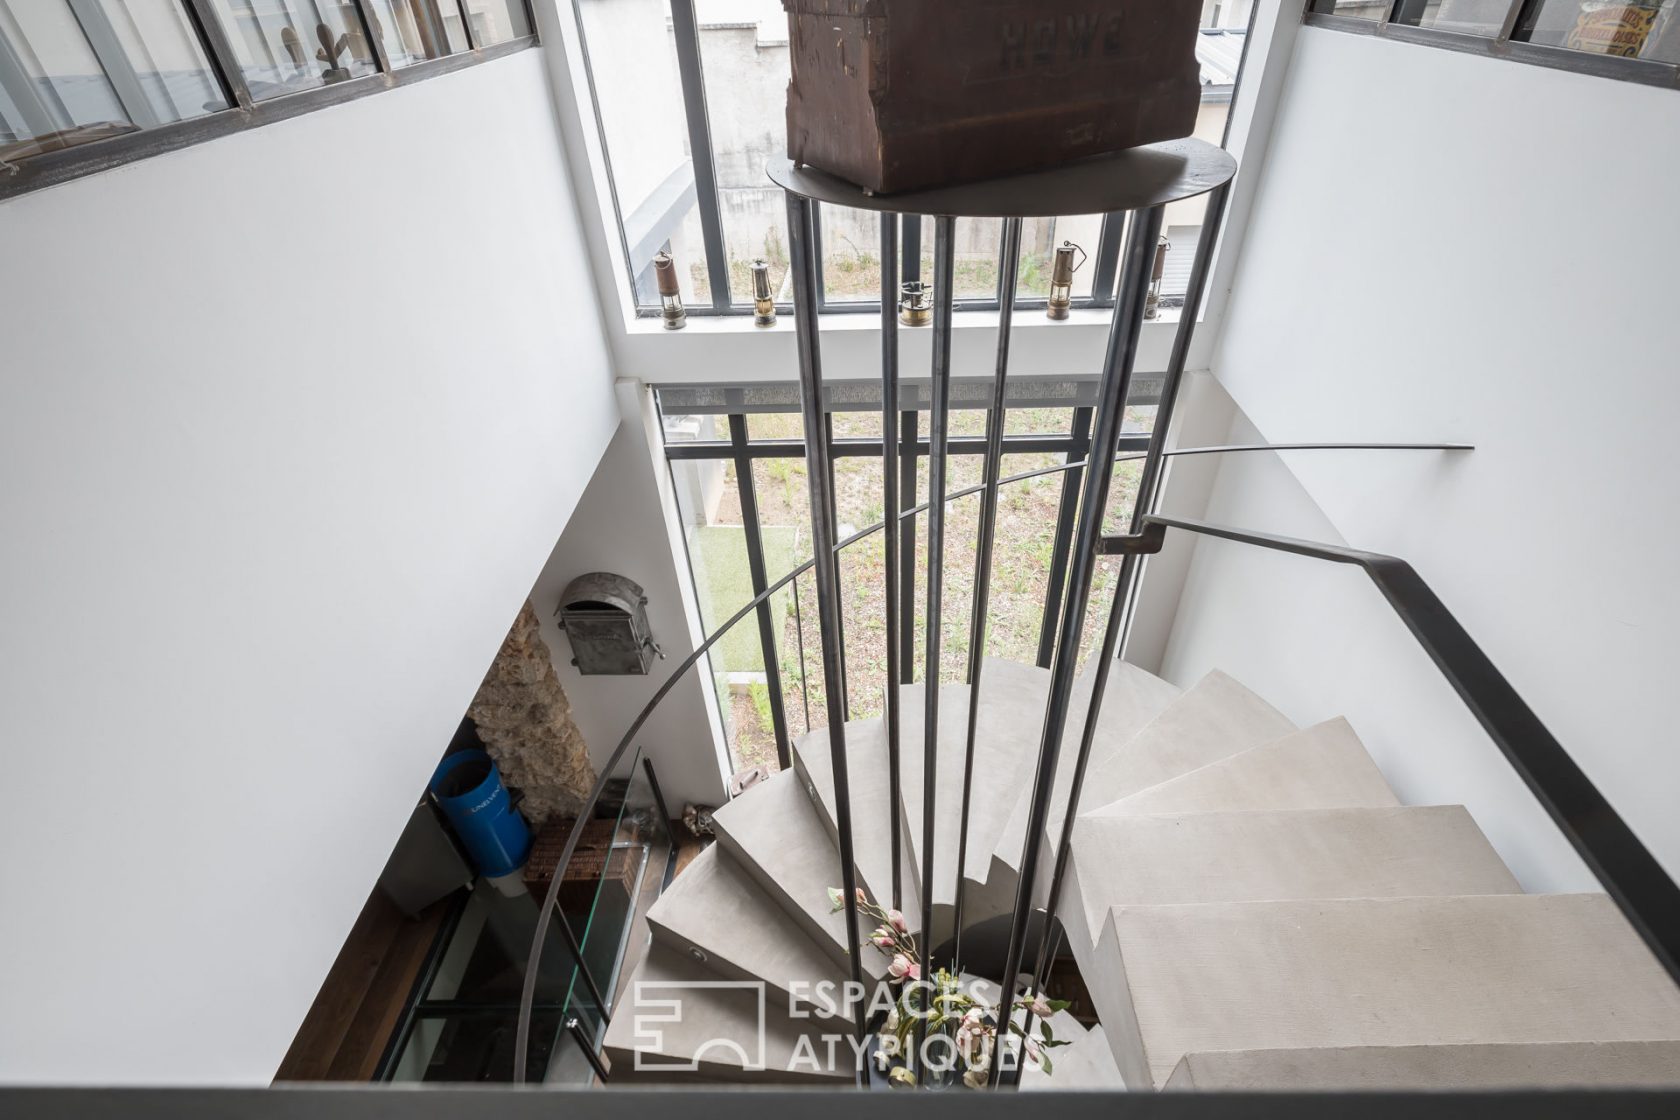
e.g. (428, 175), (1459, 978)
(273, 888), (450, 1082)
(276, 821), (705, 1083)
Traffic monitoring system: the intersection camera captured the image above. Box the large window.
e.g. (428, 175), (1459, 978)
(575, 0), (1255, 318)
(1309, 0), (1680, 78)
(0, 1), (536, 196)
(655, 379), (1162, 777)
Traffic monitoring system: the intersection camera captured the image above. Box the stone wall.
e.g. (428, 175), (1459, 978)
(468, 601), (596, 826)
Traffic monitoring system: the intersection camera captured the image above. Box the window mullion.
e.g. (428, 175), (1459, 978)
(181, 0), (253, 110)
(454, 0), (478, 50)
(351, 1), (394, 73)
(669, 0), (733, 310)
(1088, 212), (1125, 308)
(64, 0), (162, 128)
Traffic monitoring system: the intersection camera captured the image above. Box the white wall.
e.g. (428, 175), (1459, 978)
(0, 50), (619, 1083)
(529, 386), (731, 813)
(1164, 28), (1680, 891)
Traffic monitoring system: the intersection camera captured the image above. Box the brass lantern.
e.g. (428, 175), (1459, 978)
(751, 258), (777, 327)
(1144, 235), (1171, 321)
(653, 251), (686, 330)
(899, 280), (932, 327)
(1046, 241), (1087, 320)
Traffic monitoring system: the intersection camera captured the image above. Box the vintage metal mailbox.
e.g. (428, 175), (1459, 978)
(783, 0), (1204, 195)
(556, 572), (661, 675)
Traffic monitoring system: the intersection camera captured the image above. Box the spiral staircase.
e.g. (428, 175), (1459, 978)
(599, 658), (1680, 1089)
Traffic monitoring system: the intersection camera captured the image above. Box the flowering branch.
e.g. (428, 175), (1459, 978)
(828, 885), (1071, 1087)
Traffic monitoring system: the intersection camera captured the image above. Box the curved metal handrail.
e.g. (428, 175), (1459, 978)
(512, 439), (1473, 1079)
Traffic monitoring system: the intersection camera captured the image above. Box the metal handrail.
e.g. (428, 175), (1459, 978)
(1125, 513), (1680, 989)
(512, 440), (1476, 1080)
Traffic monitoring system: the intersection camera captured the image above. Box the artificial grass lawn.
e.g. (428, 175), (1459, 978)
(687, 523), (802, 674)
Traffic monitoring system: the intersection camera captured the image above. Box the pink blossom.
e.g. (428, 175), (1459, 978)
(887, 908), (908, 933)
(856, 887), (868, 905)
(871, 927), (895, 948)
(888, 953), (920, 981)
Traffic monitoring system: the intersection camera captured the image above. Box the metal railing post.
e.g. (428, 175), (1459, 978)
(1037, 406), (1094, 667)
(1028, 180), (1235, 1004)
(785, 191), (869, 1062)
(990, 203), (1165, 1086)
(952, 217), (1023, 967)
(882, 213), (906, 912)
(729, 413), (794, 770)
(914, 215), (957, 1073)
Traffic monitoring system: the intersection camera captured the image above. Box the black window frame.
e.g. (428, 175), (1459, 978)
(572, 2), (1258, 320)
(652, 380), (1159, 776)
(0, 1), (539, 203)
(1305, 0), (1680, 88)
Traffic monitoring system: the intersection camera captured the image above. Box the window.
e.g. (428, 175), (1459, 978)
(1, 2), (536, 198)
(362, 0), (466, 65)
(654, 379), (1162, 774)
(1515, 0), (1679, 60)
(1311, 0), (1680, 81)
(574, 0), (713, 306)
(204, 0), (379, 99)
(574, 1), (1251, 317)
(0, 0), (232, 161)
(464, 0), (531, 47)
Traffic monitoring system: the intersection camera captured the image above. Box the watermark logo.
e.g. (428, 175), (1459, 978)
(630, 978), (768, 1072)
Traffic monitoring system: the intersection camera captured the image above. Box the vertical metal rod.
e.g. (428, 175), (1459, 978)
(791, 569), (812, 733)
(825, 412), (851, 720)
(1036, 406), (1093, 668)
(880, 212), (905, 912)
(898, 407), (920, 685)
(785, 192), (868, 1061)
(951, 217), (1022, 967)
(990, 203), (1165, 1087)
(182, 0), (254, 110)
(913, 216), (956, 1074)
(730, 413), (793, 770)
(902, 214), (923, 284)
(640, 757), (680, 892)
(1029, 183), (1234, 1008)
(566, 1017), (610, 1083)
(669, 0), (733, 308)
(556, 905), (611, 1023)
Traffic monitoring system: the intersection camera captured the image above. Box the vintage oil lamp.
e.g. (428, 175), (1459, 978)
(1046, 241), (1086, 320)
(1144, 235), (1171, 320)
(899, 280), (932, 326)
(654, 250), (686, 330)
(751, 258), (777, 327)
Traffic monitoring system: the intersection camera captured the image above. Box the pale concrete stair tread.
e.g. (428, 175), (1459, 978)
(991, 660), (1182, 875)
(1164, 1041), (1680, 1090)
(1060, 803), (1519, 958)
(1023, 1024), (1125, 1091)
(1073, 668), (1296, 830)
(1084, 717), (1398, 819)
(710, 767), (888, 980)
(793, 717), (923, 927)
(898, 662), (1054, 911)
(1099, 893), (1680, 1089)
(645, 842), (850, 1019)
(603, 947), (852, 1083)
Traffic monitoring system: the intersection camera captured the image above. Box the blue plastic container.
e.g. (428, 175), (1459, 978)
(429, 749), (531, 879)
